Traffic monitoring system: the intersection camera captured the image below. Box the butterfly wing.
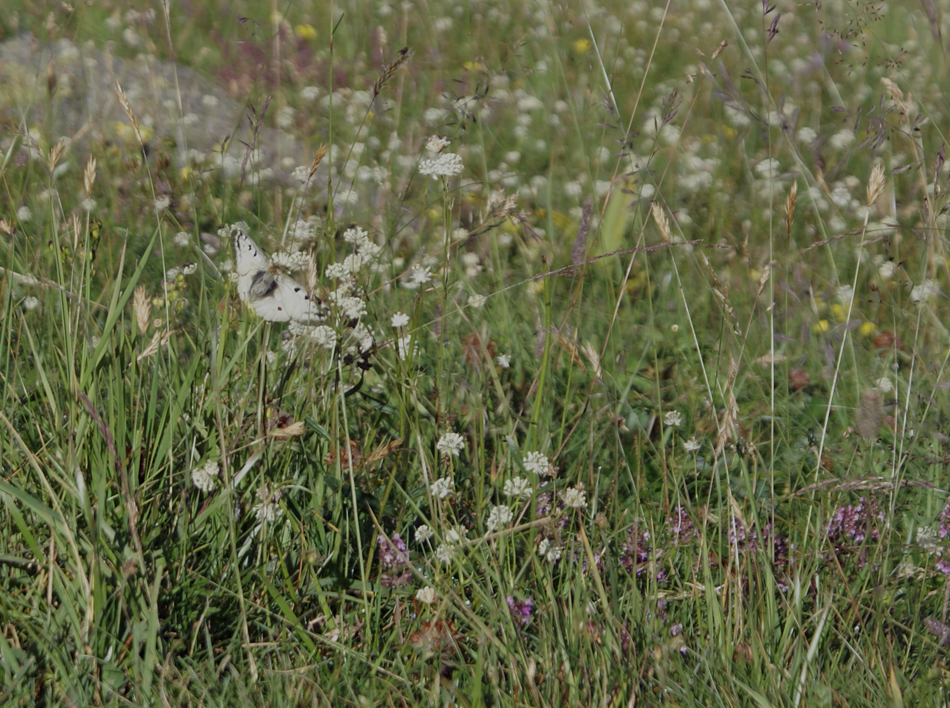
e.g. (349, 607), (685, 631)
(247, 275), (326, 323)
(231, 227), (271, 302)
(230, 226), (326, 324)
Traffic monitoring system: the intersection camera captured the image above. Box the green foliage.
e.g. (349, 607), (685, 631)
(1, 0), (950, 706)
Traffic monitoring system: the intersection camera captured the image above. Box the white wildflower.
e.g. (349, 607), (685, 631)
(485, 505), (513, 532)
(497, 354), (511, 369)
(419, 153), (463, 178)
(538, 538), (562, 563)
(325, 262), (349, 279)
(415, 524), (434, 543)
(310, 325), (336, 349)
(468, 294), (486, 308)
(191, 460), (220, 493)
(503, 476), (532, 500)
(416, 586), (437, 604)
(391, 311), (410, 328)
(17, 206), (32, 222)
(253, 486), (283, 523)
(523, 451), (549, 476)
(173, 231), (190, 247)
(430, 477), (454, 499)
(561, 486), (587, 509)
(683, 437), (702, 453)
(664, 410), (684, 427)
(437, 432), (465, 458)
(403, 264), (432, 289)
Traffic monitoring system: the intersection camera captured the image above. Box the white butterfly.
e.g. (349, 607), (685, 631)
(230, 227), (327, 324)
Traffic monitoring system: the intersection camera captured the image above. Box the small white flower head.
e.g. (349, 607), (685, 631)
(325, 262), (349, 280)
(331, 293), (366, 320)
(561, 486), (587, 509)
(664, 410), (684, 427)
(173, 231), (190, 247)
(911, 279), (940, 303)
(17, 206), (32, 222)
(538, 538), (562, 563)
(82, 198), (97, 213)
(270, 251), (310, 271)
(253, 485), (283, 523)
(391, 311), (410, 328)
(415, 524), (434, 543)
(878, 260), (896, 279)
(310, 325), (336, 350)
(403, 264), (432, 290)
(430, 476), (455, 499)
(21, 296), (41, 312)
(191, 460), (220, 493)
(504, 476), (532, 500)
(425, 136), (451, 154)
(437, 432), (465, 458)
(153, 196), (171, 214)
(468, 293), (486, 309)
(523, 451), (549, 476)
(419, 152), (463, 179)
(182, 263), (197, 276)
(344, 226), (371, 248)
(342, 253), (366, 274)
(497, 354), (511, 369)
(292, 165), (314, 186)
(485, 505), (513, 533)
(434, 543), (455, 563)
(416, 586), (437, 604)
(683, 437), (702, 453)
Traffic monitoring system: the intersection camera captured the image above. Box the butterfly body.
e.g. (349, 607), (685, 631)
(230, 227), (326, 324)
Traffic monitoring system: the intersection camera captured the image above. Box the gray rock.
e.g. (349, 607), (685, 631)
(0, 35), (320, 185)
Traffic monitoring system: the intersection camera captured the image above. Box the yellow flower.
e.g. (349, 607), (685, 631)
(463, 61), (485, 72)
(859, 321), (876, 337)
(295, 24), (316, 41)
(830, 303), (846, 322)
(179, 166), (193, 182)
(573, 39), (591, 54)
(813, 319), (830, 334)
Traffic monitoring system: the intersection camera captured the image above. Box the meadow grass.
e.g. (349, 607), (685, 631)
(1, 0), (950, 705)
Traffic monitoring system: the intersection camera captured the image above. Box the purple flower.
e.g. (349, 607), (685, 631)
(936, 559), (950, 575)
(507, 596), (535, 627)
(378, 533), (409, 570)
(938, 503), (950, 539)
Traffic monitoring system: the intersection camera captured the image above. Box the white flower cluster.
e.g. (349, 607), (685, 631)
(253, 485), (283, 523)
(522, 451), (549, 476)
(504, 476), (532, 500)
(191, 460), (220, 493)
(419, 152), (463, 179)
(430, 477), (454, 499)
(270, 250), (310, 271)
(402, 264), (432, 290)
(485, 505), (513, 533)
(437, 432), (465, 458)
